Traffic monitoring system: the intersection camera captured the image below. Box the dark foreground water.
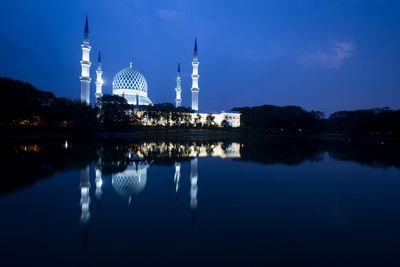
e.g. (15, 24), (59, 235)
(1, 138), (400, 266)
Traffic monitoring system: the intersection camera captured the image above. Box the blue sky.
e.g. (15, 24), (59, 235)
(0, 0), (399, 114)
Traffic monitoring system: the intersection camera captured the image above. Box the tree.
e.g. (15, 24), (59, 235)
(171, 111), (181, 127)
(232, 105), (323, 133)
(140, 103), (193, 128)
(183, 113), (193, 128)
(194, 114), (202, 128)
(0, 77), (98, 131)
(97, 95), (132, 131)
(205, 114), (215, 128)
(221, 119), (231, 128)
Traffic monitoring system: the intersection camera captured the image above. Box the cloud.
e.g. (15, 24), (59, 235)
(156, 9), (184, 20)
(301, 42), (355, 69)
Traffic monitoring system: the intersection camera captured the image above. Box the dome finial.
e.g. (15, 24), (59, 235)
(130, 61), (132, 68)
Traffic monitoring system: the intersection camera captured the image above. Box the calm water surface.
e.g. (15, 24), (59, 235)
(1, 138), (400, 266)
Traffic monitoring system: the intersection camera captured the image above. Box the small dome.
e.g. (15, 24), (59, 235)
(112, 65), (148, 92)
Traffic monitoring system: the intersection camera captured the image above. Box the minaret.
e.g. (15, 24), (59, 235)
(191, 38), (199, 111)
(80, 15), (91, 105)
(95, 50), (103, 103)
(175, 61), (182, 107)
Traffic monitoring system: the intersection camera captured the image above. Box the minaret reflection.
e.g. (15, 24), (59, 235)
(80, 165), (91, 247)
(95, 160), (103, 214)
(95, 164), (103, 200)
(174, 162), (181, 206)
(80, 165), (91, 224)
(190, 158), (198, 230)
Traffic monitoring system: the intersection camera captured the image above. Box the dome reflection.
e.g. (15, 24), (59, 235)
(112, 162), (149, 201)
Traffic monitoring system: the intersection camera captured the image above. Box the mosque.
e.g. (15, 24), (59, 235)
(79, 16), (240, 127)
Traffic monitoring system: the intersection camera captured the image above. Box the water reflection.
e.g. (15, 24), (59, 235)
(77, 157), (203, 235)
(79, 165), (91, 247)
(174, 162), (181, 206)
(79, 166), (90, 224)
(190, 158), (198, 229)
(1, 138), (400, 200)
(112, 162), (149, 205)
(95, 161), (103, 200)
(2, 138), (400, 265)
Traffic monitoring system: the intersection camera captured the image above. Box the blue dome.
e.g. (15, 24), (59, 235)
(112, 66), (148, 92)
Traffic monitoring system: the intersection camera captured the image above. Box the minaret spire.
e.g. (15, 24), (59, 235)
(95, 50), (103, 102)
(175, 61), (182, 107)
(97, 50), (101, 67)
(83, 15), (89, 44)
(191, 38), (200, 111)
(194, 37), (198, 59)
(80, 15), (91, 105)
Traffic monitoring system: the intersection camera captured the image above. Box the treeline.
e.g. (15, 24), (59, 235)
(0, 77), (98, 132)
(0, 77), (221, 132)
(233, 105), (400, 137)
(2, 77), (400, 137)
(233, 105), (323, 134)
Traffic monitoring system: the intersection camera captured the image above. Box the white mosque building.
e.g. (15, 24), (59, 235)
(79, 16), (240, 127)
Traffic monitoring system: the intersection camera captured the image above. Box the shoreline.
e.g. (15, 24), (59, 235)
(0, 129), (399, 143)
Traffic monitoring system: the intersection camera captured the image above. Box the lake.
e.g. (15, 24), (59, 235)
(1, 137), (400, 266)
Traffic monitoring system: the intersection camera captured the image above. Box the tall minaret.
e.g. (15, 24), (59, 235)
(191, 38), (199, 111)
(95, 50), (103, 103)
(175, 61), (182, 107)
(80, 15), (91, 105)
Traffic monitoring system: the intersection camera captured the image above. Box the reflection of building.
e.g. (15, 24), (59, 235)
(112, 162), (149, 204)
(174, 162), (181, 193)
(141, 142), (241, 158)
(80, 166), (91, 223)
(95, 164), (103, 199)
(190, 158), (198, 210)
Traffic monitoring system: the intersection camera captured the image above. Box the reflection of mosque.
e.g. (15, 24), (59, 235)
(78, 142), (240, 229)
(112, 162), (149, 205)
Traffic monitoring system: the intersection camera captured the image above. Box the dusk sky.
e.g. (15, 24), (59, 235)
(0, 0), (399, 114)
